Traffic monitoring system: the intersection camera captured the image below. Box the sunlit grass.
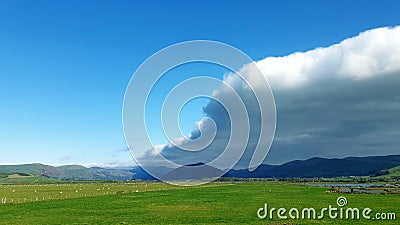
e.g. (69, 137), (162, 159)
(0, 181), (398, 224)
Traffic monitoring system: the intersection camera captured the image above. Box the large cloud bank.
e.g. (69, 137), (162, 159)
(141, 26), (400, 168)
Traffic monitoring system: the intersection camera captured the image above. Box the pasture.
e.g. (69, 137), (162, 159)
(0, 182), (190, 204)
(0, 181), (398, 224)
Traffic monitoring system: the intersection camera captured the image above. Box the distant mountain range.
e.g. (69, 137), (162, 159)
(1, 154), (399, 181)
(129, 154), (400, 180)
(0, 163), (134, 181)
(161, 162), (223, 180)
(225, 154), (400, 178)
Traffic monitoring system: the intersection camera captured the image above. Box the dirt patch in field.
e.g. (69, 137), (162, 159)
(7, 174), (33, 179)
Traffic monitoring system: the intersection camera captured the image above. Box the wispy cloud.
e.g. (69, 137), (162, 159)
(57, 155), (71, 162)
(82, 161), (136, 168)
(114, 147), (130, 153)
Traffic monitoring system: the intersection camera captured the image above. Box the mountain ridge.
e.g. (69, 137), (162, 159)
(226, 154), (400, 178)
(1, 154), (400, 181)
(0, 163), (134, 181)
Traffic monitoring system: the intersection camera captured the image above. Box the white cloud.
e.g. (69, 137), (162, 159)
(82, 161), (136, 168)
(140, 26), (400, 167)
(151, 144), (166, 156)
(255, 26), (400, 89)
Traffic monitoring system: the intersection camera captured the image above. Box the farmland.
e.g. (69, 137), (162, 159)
(0, 181), (190, 204)
(0, 181), (399, 224)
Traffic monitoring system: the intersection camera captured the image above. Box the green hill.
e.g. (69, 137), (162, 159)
(0, 174), (60, 184)
(373, 166), (400, 179)
(0, 164), (134, 181)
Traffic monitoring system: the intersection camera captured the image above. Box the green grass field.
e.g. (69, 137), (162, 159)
(0, 175), (61, 184)
(0, 182), (398, 224)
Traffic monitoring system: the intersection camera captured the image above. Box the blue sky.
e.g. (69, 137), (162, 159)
(1, 0), (400, 166)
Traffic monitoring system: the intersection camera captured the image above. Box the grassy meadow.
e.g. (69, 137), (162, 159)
(0, 181), (399, 224)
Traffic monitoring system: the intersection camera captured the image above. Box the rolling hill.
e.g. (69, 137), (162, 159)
(373, 165), (400, 179)
(0, 164), (134, 181)
(1, 154), (399, 181)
